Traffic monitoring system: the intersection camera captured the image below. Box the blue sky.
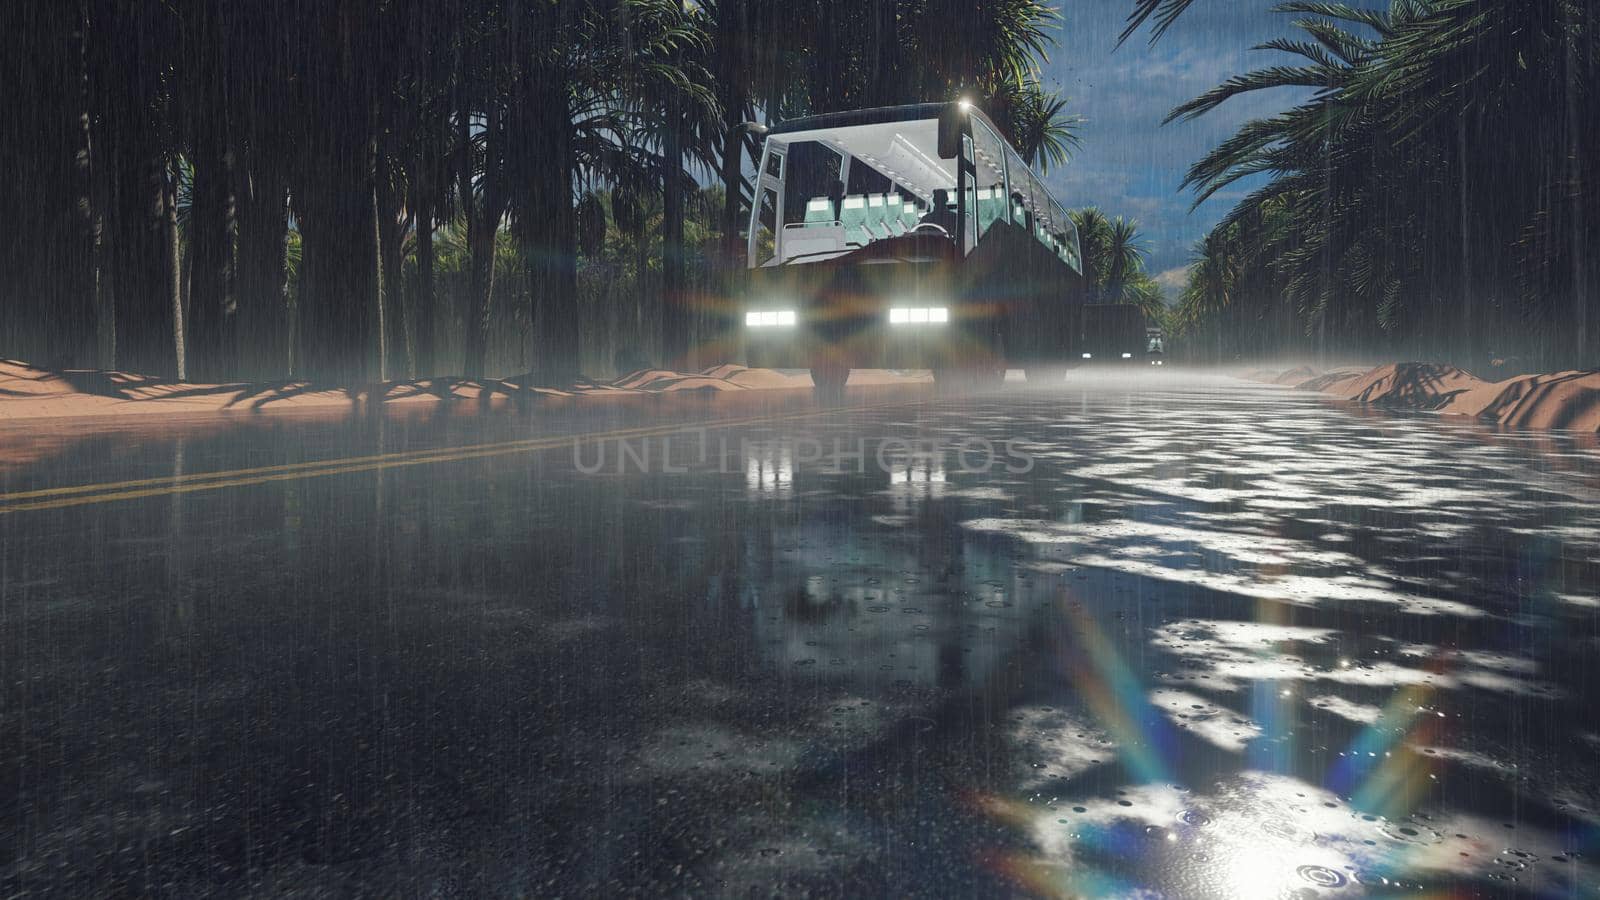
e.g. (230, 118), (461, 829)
(1039, 0), (1337, 297)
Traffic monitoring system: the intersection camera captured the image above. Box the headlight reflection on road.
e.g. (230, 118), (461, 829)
(888, 307), (948, 324)
(746, 310), (797, 327)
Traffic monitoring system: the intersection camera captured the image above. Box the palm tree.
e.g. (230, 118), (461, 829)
(1071, 208), (1112, 303)
(1164, 0), (1597, 365)
(1001, 81), (1083, 173)
(1165, 3), (1418, 356)
(1102, 217), (1146, 304)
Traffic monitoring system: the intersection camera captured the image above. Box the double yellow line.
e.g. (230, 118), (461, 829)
(0, 397), (924, 515)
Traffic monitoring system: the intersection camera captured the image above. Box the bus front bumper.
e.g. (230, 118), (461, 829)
(744, 306), (968, 370)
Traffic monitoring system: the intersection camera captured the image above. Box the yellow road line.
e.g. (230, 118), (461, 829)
(0, 396), (927, 514)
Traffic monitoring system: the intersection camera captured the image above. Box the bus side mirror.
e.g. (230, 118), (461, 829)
(937, 103), (965, 159)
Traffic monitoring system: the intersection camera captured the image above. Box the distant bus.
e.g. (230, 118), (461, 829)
(1146, 326), (1165, 366)
(741, 101), (1085, 395)
(1078, 304), (1148, 364)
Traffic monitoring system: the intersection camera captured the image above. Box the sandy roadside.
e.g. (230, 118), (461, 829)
(0, 360), (935, 424)
(1242, 362), (1600, 433)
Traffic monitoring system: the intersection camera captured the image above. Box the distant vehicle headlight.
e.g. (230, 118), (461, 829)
(1081, 352), (1092, 359)
(1121, 352), (1133, 359)
(746, 310), (797, 328)
(889, 307), (948, 325)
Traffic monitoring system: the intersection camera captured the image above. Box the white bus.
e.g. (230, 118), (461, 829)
(742, 101), (1085, 395)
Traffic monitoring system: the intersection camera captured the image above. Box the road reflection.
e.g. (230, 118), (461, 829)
(2, 377), (1598, 896)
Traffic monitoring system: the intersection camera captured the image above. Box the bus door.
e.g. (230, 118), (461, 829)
(748, 143), (785, 266)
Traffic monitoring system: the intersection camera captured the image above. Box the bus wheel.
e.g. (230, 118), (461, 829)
(810, 366), (848, 403)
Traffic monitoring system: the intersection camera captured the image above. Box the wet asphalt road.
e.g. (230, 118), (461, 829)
(3, 372), (1600, 898)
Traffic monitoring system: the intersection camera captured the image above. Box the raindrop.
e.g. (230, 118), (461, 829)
(1295, 864), (1348, 888)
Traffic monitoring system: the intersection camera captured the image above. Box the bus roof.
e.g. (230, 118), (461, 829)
(766, 118), (952, 199)
(769, 101), (1005, 139)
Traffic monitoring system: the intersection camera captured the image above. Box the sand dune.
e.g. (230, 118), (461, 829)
(1245, 362), (1600, 433)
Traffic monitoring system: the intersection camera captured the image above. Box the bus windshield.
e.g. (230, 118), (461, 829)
(746, 104), (1081, 275)
(756, 117), (956, 265)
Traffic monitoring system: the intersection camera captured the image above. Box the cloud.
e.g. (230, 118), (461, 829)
(1153, 266), (1191, 301)
(1155, 266), (1191, 292)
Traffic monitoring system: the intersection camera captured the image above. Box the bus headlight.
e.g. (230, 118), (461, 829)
(1121, 352), (1133, 359)
(1081, 352), (1092, 359)
(746, 310), (797, 328)
(889, 307), (948, 325)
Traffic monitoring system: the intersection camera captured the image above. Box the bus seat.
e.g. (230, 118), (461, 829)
(901, 201), (922, 231)
(839, 195), (869, 246)
(804, 197), (834, 226)
(864, 194), (891, 240)
(883, 194), (906, 235)
(976, 188), (1004, 233)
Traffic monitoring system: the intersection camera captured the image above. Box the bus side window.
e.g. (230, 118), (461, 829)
(969, 119), (1008, 241)
(962, 134), (977, 253)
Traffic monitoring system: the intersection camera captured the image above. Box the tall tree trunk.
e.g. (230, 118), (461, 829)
(228, 0), (290, 381)
(371, 172), (387, 381)
(90, 0), (179, 377)
(235, 162), (288, 380)
(661, 88), (686, 369)
(463, 191), (507, 380)
(294, 3), (376, 385)
(0, 0), (100, 367)
(376, 162), (409, 379)
(463, 108), (507, 381)
(716, 0), (748, 262)
(296, 130), (376, 384)
(107, 123), (178, 377)
(412, 166), (436, 378)
(1456, 109), (1473, 366)
(719, 116), (747, 262)
(165, 157), (186, 380)
(524, 79), (578, 381)
(73, 0), (104, 370)
(186, 0), (237, 382)
(1564, 1), (1589, 368)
